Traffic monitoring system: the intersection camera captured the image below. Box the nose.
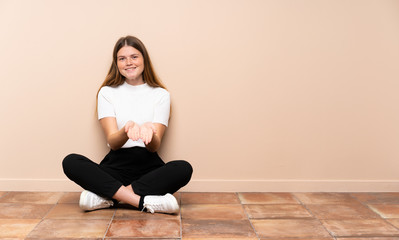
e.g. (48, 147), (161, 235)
(126, 57), (133, 65)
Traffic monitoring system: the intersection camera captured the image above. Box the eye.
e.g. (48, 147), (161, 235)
(118, 57), (125, 61)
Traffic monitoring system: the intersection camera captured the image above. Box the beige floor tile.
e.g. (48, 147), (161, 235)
(322, 219), (399, 237)
(368, 204), (399, 218)
(181, 204), (247, 220)
(181, 192), (240, 204)
(114, 207), (180, 220)
(351, 193), (399, 204)
(58, 192), (81, 204)
(0, 192), (64, 204)
(106, 219), (180, 238)
(238, 193), (299, 204)
(294, 193), (359, 204)
(306, 203), (380, 219)
(0, 219), (41, 238)
(45, 203), (115, 219)
(251, 219), (331, 238)
(0, 203), (53, 219)
(182, 219), (256, 238)
(244, 204), (312, 219)
(27, 219), (109, 238)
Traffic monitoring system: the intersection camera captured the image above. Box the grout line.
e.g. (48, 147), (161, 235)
(293, 192), (337, 239)
(24, 197), (60, 239)
(291, 192), (303, 205)
(0, 191), (11, 200)
(350, 192), (399, 234)
(42, 200), (59, 219)
(103, 207), (116, 239)
(237, 192), (243, 204)
(25, 217), (46, 238)
(0, 191), (11, 201)
(365, 205), (399, 233)
(179, 192), (183, 240)
(237, 192), (260, 240)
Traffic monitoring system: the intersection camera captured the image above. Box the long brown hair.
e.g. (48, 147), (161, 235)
(96, 36), (167, 110)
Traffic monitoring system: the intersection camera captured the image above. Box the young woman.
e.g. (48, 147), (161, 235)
(62, 36), (193, 214)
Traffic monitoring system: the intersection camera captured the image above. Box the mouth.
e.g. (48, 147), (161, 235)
(125, 67), (136, 71)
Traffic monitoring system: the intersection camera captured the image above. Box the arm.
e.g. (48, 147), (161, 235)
(141, 88), (169, 152)
(140, 123), (166, 152)
(99, 117), (137, 150)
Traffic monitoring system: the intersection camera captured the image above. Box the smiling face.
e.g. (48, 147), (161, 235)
(117, 46), (145, 85)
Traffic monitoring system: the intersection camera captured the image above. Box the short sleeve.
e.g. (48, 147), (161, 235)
(98, 87), (115, 120)
(153, 90), (170, 127)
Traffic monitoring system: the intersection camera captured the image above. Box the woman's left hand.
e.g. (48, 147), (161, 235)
(139, 122), (157, 145)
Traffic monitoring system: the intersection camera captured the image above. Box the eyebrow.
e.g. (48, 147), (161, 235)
(117, 54), (139, 58)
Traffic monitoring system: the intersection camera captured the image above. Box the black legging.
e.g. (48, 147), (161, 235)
(62, 147), (193, 199)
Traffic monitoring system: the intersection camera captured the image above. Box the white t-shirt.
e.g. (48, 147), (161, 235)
(98, 82), (170, 148)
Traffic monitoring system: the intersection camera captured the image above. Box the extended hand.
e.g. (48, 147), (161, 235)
(139, 122), (157, 145)
(125, 121), (140, 141)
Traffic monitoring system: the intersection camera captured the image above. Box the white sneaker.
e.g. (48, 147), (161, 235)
(143, 193), (179, 214)
(79, 190), (114, 211)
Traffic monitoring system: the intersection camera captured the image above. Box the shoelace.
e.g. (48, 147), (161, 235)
(143, 202), (161, 214)
(90, 194), (113, 208)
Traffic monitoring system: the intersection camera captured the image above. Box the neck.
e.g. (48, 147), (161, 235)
(125, 76), (144, 86)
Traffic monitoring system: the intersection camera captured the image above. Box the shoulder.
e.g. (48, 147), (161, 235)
(150, 86), (170, 97)
(98, 85), (121, 98)
(99, 85), (114, 95)
(143, 83), (170, 98)
(152, 87), (170, 103)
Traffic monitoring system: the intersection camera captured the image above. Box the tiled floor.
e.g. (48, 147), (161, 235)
(1, 192), (399, 239)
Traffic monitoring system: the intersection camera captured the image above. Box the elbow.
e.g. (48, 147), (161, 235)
(145, 141), (160, 152)
(145, 137), (161, 152)
(110, 145), (120, 151)
(146, 145), (158, 152)
(107, 139), (122, 151)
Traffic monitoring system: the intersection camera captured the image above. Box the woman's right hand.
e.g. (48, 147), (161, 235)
(125, 121), (140, 141)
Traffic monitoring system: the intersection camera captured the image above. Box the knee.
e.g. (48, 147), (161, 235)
(62, 154), (80, 175)
(174, 160), (193, 183)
